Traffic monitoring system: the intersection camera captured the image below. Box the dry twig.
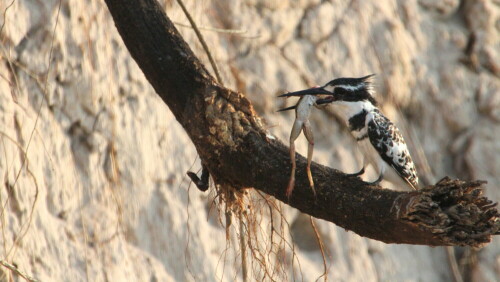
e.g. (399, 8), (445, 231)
(0, 260), (39, 282)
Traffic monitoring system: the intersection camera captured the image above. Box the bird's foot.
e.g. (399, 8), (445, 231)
(346, 167), (365, 177)
(365, 174), (383, 187)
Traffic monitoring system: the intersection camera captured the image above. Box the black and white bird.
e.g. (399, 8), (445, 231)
(279, 75), (419, 190)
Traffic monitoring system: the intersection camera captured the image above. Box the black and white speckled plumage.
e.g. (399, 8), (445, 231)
(366, 109), (418, 189)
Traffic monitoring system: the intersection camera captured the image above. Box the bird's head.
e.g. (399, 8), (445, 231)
(278, 74), (377, 107)
(322, 74), (377, 105)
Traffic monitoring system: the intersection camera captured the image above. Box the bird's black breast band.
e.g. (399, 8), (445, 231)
(348, 109), (367, 132)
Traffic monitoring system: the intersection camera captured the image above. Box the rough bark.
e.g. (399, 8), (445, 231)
(103, 0), (499, 247)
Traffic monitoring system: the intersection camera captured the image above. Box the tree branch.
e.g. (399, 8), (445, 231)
(103, 0), (499, 246)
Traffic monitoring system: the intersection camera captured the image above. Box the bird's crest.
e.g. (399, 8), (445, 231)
(325, 74), (377, 105)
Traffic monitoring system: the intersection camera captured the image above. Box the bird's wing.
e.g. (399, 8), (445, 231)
(367, 111), (419, 189)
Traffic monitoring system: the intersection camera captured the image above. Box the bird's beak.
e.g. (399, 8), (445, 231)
(278, 87), (332, 97)
(276, 105), (296, 112)
(316, 96), (335, 105)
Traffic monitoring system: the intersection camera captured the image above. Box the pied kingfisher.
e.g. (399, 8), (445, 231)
(279, 75), (419, 190)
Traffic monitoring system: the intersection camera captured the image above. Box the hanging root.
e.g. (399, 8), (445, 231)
(239, 211), (248, 282)
(396, 177), (499, 247)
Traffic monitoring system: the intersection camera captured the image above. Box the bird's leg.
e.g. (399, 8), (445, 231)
(346, 141), (365, 177)
(286, 121), (303, 198)
(302, 120), (316, 195)
(366, 162), (385, 186)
